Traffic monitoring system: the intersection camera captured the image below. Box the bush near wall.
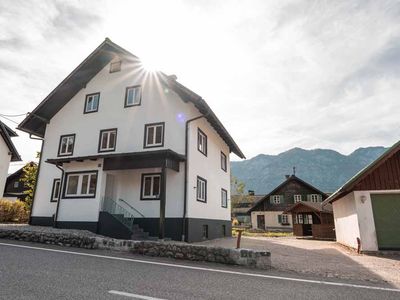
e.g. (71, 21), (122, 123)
(0, 199), (29, 223)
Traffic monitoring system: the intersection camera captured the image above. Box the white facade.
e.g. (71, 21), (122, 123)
(250, 211), (293, 230)
(30, 54), (234, 240)
(0, 137), (12, 197)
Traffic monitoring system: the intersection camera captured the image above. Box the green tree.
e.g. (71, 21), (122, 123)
(20, 152), (40, 210)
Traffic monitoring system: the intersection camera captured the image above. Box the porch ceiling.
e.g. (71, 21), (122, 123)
(46, 149), (185, 172)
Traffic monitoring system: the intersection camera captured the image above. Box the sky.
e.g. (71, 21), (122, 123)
(1, 0), (400, 172)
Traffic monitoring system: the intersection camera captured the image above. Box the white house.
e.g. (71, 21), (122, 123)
(324, 141), (400, 251)
(18, 38), (245, 242)
(0, 121), (21, 197)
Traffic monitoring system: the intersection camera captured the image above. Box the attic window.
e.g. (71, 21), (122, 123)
(110, 61), (121, 73)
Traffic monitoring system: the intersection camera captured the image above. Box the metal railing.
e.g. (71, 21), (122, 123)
(101, 197), (135, 230)
(118, 198), (145, 218)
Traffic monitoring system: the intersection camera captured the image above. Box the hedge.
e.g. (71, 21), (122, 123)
(0, 199), (29, 223)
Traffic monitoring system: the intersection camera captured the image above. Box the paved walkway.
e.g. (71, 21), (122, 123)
(197, 236), (400, 287)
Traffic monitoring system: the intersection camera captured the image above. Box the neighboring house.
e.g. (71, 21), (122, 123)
(284, 201), (335, 239)
(248, 174), (328, 231)
(0, 121), (21, 198)
(324, 140), (400, 251)
(3, 162), (36, 201)
(231, 192), (264, 225)
(17, 38), (245, 242)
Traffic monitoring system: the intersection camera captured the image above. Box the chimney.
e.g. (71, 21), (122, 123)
(248, 190), (255, 196)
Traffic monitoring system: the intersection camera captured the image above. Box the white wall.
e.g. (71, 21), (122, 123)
(186, 117), (231, 221)
(251, 211), (293, 229)
(0, 138), (11, 197)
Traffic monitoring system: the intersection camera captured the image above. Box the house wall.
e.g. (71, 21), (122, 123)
(0, 137), (11, 197)
(250, 211), (293, 231)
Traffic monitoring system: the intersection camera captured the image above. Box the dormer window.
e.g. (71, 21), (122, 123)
(310, 194), (321, 202)
(125, 86), (141, 107)
(110, 61), (121, 73)
(271, 195), (281, 204)
(84, 93), (100, 113)
(58, 134), (75, 157)
(294, 195), (302, 203)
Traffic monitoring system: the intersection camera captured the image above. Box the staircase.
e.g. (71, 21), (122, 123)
(100, 197), (151, 240)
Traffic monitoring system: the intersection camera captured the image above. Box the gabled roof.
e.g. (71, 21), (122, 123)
(248, 175), (328, 213)
(324, 139), (400, 204)
(0, 121), (21, 161)
(284, 201), (333, 214)
(17, 38), (245, 159)
(7, 162), (36, 181)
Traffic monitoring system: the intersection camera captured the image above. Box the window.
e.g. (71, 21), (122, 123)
(13, 181), (19, 188)
(221, 152), (227, 172)
(221, 188), (228, 208)
(310, 194), (321, 203)
(141, 173), (161, 200)
(202, 224), (208, 239)
(294, 194), (302, 203)
(50, 179), (61, 202)
(271, 195), (281, 204)
(110, 61), (121, 73)
(64, 172), (97, 198)
(297, 214), (303, 224)
(144, 122), (164, 148)
(281, 214), (289, 224)
(125, 86), (141, 107)
(196, 176), (207, 202)
(84, 93), (100, 113)
(98, 129), (117, 152)
(197, 128), (207, 156)
(58, 134), (75, 157)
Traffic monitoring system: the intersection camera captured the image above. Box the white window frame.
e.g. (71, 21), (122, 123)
(221, 188), (228, 208)
(64, 172), (97, 198)
(144, 123), (164, 148)
(84, 93), (100, 113)
(141, 173), (162, 200)
(272, 195), (281, 204)
(281, 214), (289, 224)
(125, 86), (141, 107)
(197, 128), (207, 156)
(51, 179), (61, 202)
(197, 176), (207, 203)
(310, 194), (321, 203)
(99, 129), (117, 152)
(58, 135), (75, 156)
(294, 194), (302, 203)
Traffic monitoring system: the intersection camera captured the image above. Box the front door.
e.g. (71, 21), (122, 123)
(257, 215), (265, 229)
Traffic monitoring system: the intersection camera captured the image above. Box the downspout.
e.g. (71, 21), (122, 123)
(53, 164), (65, 228)
(27, 134), (44, 225)
(182, 114), (207, 242)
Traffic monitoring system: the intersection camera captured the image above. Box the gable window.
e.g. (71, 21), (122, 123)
(110, 61), (121, 73)
(58, 134), (75, 157)
(144, 122), (164, 148)
(64, 172), (97, 198)
(84, 93), (100, 113)
(125, 86), (141, 107)
(98, 129), (117, 152)
(221, 188), (228, 208)
(50, 179), (61, 202)
(196, 176), (207, 202)
(294, 195), (302, 203)
(221, 152), (227, 172)
(197, 128), (207, 156)
(310, 194), (321, 203)
(271, 195), (281, 204)
(141, 173), (161, 200)
(13, 181), (19, 188)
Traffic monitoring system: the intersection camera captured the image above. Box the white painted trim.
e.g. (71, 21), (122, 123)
(108, 290), (166, 300)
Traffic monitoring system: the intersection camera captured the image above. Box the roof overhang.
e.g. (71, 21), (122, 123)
(0, 122), (21, 161)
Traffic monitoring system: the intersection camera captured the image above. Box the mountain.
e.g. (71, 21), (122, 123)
(231, 147), (387, 194)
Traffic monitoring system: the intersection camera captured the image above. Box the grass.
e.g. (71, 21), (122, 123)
(232, 229), (293, 238)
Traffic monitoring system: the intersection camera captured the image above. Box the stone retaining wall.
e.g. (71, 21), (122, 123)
(0, 227), (271, 269)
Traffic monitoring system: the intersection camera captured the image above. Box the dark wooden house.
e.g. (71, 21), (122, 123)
(3, 162), (35, 201)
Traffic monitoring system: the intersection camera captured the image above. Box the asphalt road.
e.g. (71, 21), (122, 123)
(0, 241), (399, 300)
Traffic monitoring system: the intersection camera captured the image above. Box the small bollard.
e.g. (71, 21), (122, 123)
(236, 229), (244, 249)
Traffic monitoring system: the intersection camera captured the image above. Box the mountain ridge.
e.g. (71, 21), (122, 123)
(231, 146), (387, 194)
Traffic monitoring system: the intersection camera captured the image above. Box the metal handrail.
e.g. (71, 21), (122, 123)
(101, 197), (135, 230)
(118, 198), (145, 218)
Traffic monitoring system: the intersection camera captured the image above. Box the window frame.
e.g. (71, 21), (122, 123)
(221, 188), (228, 208)
(13, 181), (19, 188)
(294, 194), (302, 203)
(50, 178), (61, 202)
(310, 194), (321, 203)
(197, 128), (207, 156)
(124, 85), (142, 107)
(271, 195), (281, 204)
(98, 128), (118, 153)
(84, 92), (100, 114)
(62, 171), (98, 199)
(281, 214), (289, 225)
(110, 61), (121, 73)
(143, 122), (165, 148)
(57, 134), (76, 157)
(140, 173), (162, 200)
(221, 151), (227, 172)
(196, 176), (207, 203)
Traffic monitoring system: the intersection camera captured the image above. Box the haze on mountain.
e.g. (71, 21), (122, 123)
(231, 146), (387, 195)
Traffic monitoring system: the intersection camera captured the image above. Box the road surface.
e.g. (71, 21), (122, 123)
(0, 240), (399, 299)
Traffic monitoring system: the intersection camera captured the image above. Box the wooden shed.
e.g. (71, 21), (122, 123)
(284, 202), (335, 240)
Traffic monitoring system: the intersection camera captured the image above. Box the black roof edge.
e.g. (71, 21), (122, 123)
(0, 121), (21, 161)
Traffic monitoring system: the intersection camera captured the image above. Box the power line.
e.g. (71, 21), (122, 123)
(0, 115), (19, 125)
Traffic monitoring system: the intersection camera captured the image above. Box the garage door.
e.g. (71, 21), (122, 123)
(371, 194), (400, 250)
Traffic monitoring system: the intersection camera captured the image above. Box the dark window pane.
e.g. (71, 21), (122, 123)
(147, 127), (154, 145)
(89, 174), (97, 194)
(81, 175), (89, 194)
(67, 137), (74, 153)
(109, 132), (116, 148)
(101, 132), (108, 149)
(153, 176), (160, 196)
(54, 181), (60, 199)
(155, 126), (162, 144)
(67, 175), (79, 195)
(144, 177), (152, 196)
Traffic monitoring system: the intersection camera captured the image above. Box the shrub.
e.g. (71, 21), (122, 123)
(0, 199), (29, 223)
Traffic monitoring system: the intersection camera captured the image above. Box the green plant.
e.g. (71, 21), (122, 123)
(0, 199), (29, 223)
(20, 159), (39, 210)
